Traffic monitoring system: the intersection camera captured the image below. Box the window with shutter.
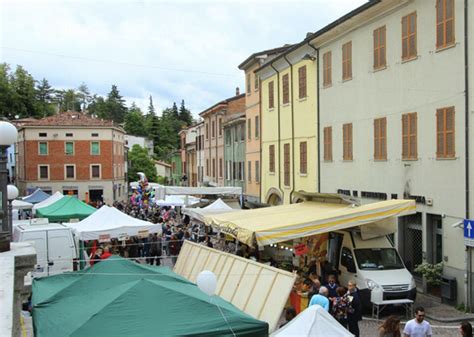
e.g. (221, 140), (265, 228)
(298, 65), (307, 98)
(374, 117), (387, 160)
(300, 141), (307, 174)
(323, 51), (332, 86)
(255, 161), (260, 183)
(374, 26), (386, 69)
(343, 123), (353, 161)
(342, 41), (352, 80)
(219, 158), (223, 178)
(269, 81), (274, 109)
(246, 73), (251, 94)
(402, 12), (417, 61)
(437, 0), (455, 49)
(269, 145), (275, 173)
(282, 74), (289, 104)
(324, 127), (333, 161)
(284, 143), (290, 186)
(255, 116), (260, 138)
(402, 112), (417, 159)
(436, 107), (455, 158)
(247, 118), (251, 141)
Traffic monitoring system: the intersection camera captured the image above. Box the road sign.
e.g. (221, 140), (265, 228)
(463, 219), (474, 247)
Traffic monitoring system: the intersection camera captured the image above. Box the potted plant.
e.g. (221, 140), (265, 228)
(414, 262), (443, 296)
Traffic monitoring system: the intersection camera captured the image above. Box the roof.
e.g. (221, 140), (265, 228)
(22, 188), (51, 204)
(35, 196), (97, 222)
(238, 45), (295, 70)
(202, 199), (416, 247)
(18, 111), (121, 129)
(255, 0), (381, 74)
(198, 93), (245, 117)
(154, 160), (172, 168)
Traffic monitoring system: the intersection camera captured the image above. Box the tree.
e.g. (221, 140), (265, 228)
(106, 85), (127, 123)
(178, 99), (193, 126)
(59, 89), (81, 112)
(124, 103), (146, 136)
(10, 65), (38, 118)
(35, 78), (55, 117)
(0, 63), (14, 118)
(87, 95), (108, 118)
(128, 144), (157, 182)
(77, 82), (91, 112)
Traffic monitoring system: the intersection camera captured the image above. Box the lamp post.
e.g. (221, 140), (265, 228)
(0, 121), (18, 252)
(7, 184), (18, 239)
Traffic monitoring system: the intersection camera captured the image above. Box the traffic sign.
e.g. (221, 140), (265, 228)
(463, 219), (474, 247)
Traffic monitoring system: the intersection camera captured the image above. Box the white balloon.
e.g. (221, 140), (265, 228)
(197, 270), (217, 296)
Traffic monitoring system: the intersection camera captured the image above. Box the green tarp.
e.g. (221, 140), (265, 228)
(32, 256), (268, 337)
(35, 196), (96, 222)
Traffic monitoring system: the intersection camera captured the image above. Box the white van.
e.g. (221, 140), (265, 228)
(326, 230), (416, 307)
(13, 223), (77, 277)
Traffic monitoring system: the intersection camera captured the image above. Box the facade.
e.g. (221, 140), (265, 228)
(124, 135), (153, 156)
(169, 151), (182, 186)
(196, 122), (205, 186)
(306, 0), (472, 306)
(155, 160), (172, 183)
(184, 124), (199, 187)
(16, 111), (127, 203)
(199, 90), (245, 187)
(223, 112), (246, 190)
(257, 43), (318, 205)
(7, 145), (15, 184)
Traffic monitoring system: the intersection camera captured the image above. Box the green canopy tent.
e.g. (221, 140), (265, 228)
(35, 196), (96, 222)
(32, 257), (268, 337)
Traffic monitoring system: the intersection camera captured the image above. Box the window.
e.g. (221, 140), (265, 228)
(65, 142), (74, 155)
(38, 165), (49, 180)
(247, 119), (251, 141)
(91, 141), (100, 155)
(255, 116), (260, 138)
(65, 165), (75, 179)
(374, 117), (387, 160)
(323, 51), (332, 86)
(65, 133), (73, 137)
(284, 143), (290, 186)
(91, 164), (101, 179)
(225, 130), (231, 145)
(342, 41), (352, 80)
(212, 158), (216, 177)
(402, 12), (417, 60)
(39, 133), (47, 137)
(206, 159), (209, 175)
(247, 73), (251, 94)
(268, 81), (274, 109)
(269, 145), (275, 173)
(211, 121), (215, 138)
(437, 0), (455, 49)
(219, 118), (222, 136)
(248, 161), (252, 182)
(324, 127), (333, 161)
(436, 106), (455, 158)
(219, 158), (223, 178)
(298, 65), (307, 99)
(343, 123), (353, 160)
(240, 123), (245, 141)
(374, 26), (387, 69)
(240, 161), (245, 181)
(255, 160), (260, 183)
(38, 142), (48, 155)
(206, 123), (209, 139)
(402, 112), (417, 160)
(300, 141), (307, 174)
(235, 126), (240, 143)
(282, 74), (289, 104)
(254, 74), (259, 90)
(91, 133), (99, 137)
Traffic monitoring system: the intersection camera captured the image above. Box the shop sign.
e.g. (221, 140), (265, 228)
(294, 243), (308, 256)
(138, 230), (149, 239)
(98, 234), (111, 243)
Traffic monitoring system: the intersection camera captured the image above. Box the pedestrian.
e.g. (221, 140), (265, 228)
(460, 321), (472, 337)
(379, 315), (401, 337)
(308, 286), (330, 311)
(325, 274), (339, 299)
(346, 280), (362, 337)
(148, 233), (162, 266)
(332, 286), (348, 328)
(100, 246), (112, 260)
(403, 306), (432, 337)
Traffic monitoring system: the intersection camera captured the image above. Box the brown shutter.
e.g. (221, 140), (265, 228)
(269, 145), (275, 172)
(436, 109), (444, 157)
(410, 113), (417, 158)
(300, 141), (307, 174)
(269, 81), (274, 109)
(446, 107), (455, 157)
(402, 114), (409, 159)
(299, 66), (307, 99)
(282, 74), (289, 104)
(284, 143), (290, 186)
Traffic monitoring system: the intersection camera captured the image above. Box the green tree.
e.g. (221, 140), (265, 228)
(144, 95), (155, 133)
(35, 78), (55, 117)
(87, 95), (109, 118)
(106, 84), (127, 123)
(128, 144), (157, 182)
(10, 65), (38, 118)
(60, 89), (81, 112)
(77, 82), (91, 111)
(178, 99), (193, 126)
(0, 63), (14, 118)
(124, 102), (146, 136)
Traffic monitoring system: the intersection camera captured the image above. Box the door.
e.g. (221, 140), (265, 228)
(22, 231), (48, 277)
(47, 229), (76, 275)
(339, 247), (359, 288)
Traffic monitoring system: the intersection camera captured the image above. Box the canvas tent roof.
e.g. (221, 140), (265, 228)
(12, 199), (33, 210)
(155, 195), (200, 207)
(271, 305), (353, 337)
(202, 199), (416, 247)
(32, 192), (64, 214)
(182, 198), (239, 223)
(35, 196), (96, 222)
(32, 256), (268, 337)
(67, 206), (162, 240)
(22, 188), (51, 204)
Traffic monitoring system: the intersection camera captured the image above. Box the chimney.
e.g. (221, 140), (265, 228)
(236, 87), (240, 96)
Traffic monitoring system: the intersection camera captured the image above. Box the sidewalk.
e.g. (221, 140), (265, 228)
(415, 292), (474, 323)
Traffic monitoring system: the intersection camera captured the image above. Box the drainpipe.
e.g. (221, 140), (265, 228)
(464, 0), (471, 310)
(270, 63), (282, 197)
(306, 41), (320, 192)
(259, 76), (263, 202)
(283, 54), (296, 203)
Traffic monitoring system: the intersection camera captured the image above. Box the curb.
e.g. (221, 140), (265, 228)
(425, 313), (474, 323)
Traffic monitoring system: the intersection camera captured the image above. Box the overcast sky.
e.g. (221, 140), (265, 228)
(1, 0), (366, 118)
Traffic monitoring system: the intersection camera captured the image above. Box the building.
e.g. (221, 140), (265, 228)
(124, 135), (154, 157)
(256, 43), (318, 205)
(184, 124), (199, 187)
(7, 145), (15, 184)
(199, 90), (245, 187)
(195, 122), (205, 186)
(223, 110), (246, 190)
(169, 151), (182, 186)
(16, 111), (127, 203)
(154, 160), (172, 183)
(301, 0), (472, 306)
(238, 46), (291, 204)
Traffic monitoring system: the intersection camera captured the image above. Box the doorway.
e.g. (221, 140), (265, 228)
(89, 189), (104, 202)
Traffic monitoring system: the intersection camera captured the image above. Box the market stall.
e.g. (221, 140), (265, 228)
(12, 200), (33, 210)
(32, 256), (269, 337)
(32, 192), (64, 214)
(22, 188), (51, 204)
(35, 196), (96, 222)
(181, 198), (239, 223)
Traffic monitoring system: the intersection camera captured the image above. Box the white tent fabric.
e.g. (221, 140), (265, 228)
(12, 200), (33, 210)
(155, 195), (200, 207)
(271, 305), (354, 337)
(182, 198), (239, 223)
(156, 186), (242, 199)
(66, 205), (162, 240)
(32, 192), (64, 214)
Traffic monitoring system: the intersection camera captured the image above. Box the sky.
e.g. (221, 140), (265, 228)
(1, 0), (367, 118)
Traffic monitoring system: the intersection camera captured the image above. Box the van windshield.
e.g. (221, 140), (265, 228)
(353, 248), (404, 270)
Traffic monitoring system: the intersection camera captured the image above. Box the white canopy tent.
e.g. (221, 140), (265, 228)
(271, 305), (354, 337)
(155, 186), (242, 200)
(12, 200), (33, 210)
(182, 198), (239, 223)
(32, 192), (64, 214)
(66, 205), (162, 241)
(155, 195), (200, 207)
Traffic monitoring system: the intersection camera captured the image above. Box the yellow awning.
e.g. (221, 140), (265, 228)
(202, 199), (416, 247)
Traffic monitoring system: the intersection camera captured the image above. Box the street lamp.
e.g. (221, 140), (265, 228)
(0, 121), (18, 252)
(7, 184), (18, 240)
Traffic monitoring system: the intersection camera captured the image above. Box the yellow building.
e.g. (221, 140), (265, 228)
(256, 43), (318, 205)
